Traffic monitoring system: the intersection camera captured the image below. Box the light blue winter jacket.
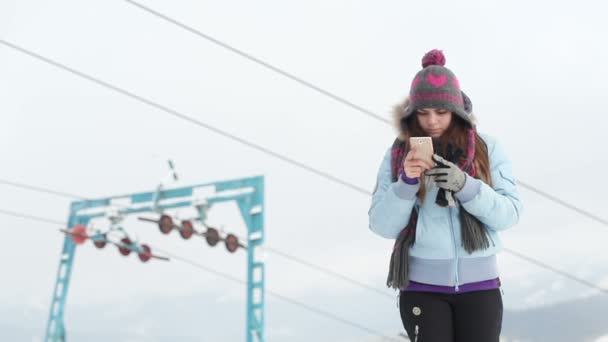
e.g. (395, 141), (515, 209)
(368, 132), (522, 290)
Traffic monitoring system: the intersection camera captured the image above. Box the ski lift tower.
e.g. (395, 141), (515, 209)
(44, 175), (265, 342)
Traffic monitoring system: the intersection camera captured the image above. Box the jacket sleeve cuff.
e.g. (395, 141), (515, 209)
(455, 173), (482, 203)
(392, 177), (420, 200)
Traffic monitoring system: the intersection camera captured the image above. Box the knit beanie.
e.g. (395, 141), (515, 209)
(403, 49), (474, 126)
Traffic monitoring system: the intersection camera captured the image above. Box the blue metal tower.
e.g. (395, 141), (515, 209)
(44, 176), (265, 342)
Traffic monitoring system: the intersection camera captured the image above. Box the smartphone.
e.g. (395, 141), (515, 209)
(409, 137), (434, 166)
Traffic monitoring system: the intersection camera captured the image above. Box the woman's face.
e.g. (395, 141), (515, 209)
(416, 108), (453, 138)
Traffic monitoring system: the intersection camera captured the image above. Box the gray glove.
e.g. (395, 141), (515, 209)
(424, 154), (466, 192)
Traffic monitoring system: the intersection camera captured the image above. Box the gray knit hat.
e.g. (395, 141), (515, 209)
(403, 49), (474, 126)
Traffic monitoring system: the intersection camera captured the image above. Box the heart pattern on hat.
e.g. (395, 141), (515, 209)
(427, 74), (447, 88)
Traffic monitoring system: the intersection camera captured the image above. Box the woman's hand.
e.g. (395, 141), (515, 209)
(403, 148), (434, 179)
(424, 154), (466, 192)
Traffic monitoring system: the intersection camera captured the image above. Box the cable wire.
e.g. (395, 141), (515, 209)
(0, 208), (404, 342)
(1, 181), (607, 296)
(122, 0), (391, 126)
(0, 39), (369, 196)
(154, 248), (404, 341)
(0, 208), (65, 225)
(0, 177), (394, 300)
(503, 247), (608, 294)
(2, 39), (606, 227)
(1, 41), (607, 295)
(516, 182), (608, 226)
(114, 5), (608, 229)
(0, 179), (87, 200)
(264, 246), (392, 298)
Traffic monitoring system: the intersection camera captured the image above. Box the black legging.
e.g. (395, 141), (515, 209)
(399, 289), (503, 342)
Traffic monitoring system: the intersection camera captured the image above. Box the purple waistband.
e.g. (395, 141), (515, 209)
(403, 278), (501, 294)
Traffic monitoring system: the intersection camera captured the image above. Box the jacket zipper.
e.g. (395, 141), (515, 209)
(448, 207), (460, 292)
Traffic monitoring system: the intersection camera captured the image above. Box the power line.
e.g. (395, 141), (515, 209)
(156, 249), (404, 341)
(0, 208), (64, 225)
(122, 0), (391, 126)
(1, 39), (607, 295)
(503, 247), (608, 295)
(516, 182), (608, 226)
(264, 246), (392, 298)
(1, 15), (601, 336)
(2, 180), (607, 296)
(0, 177), (394, 300)
(116, 4), (608, 229)
(2, 40), (607, 230)
(0, 208), (403, 342)
(0, 39), (369, 196)
(0, 179), (87, 200)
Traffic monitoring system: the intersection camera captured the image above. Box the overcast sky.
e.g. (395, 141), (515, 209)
(1, 0), (608, 341)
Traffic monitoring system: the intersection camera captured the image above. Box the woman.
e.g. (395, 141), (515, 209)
(368, 49), (522, 342)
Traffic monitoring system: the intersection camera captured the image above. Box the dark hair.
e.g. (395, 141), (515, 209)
(401, 112), (492, 203)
